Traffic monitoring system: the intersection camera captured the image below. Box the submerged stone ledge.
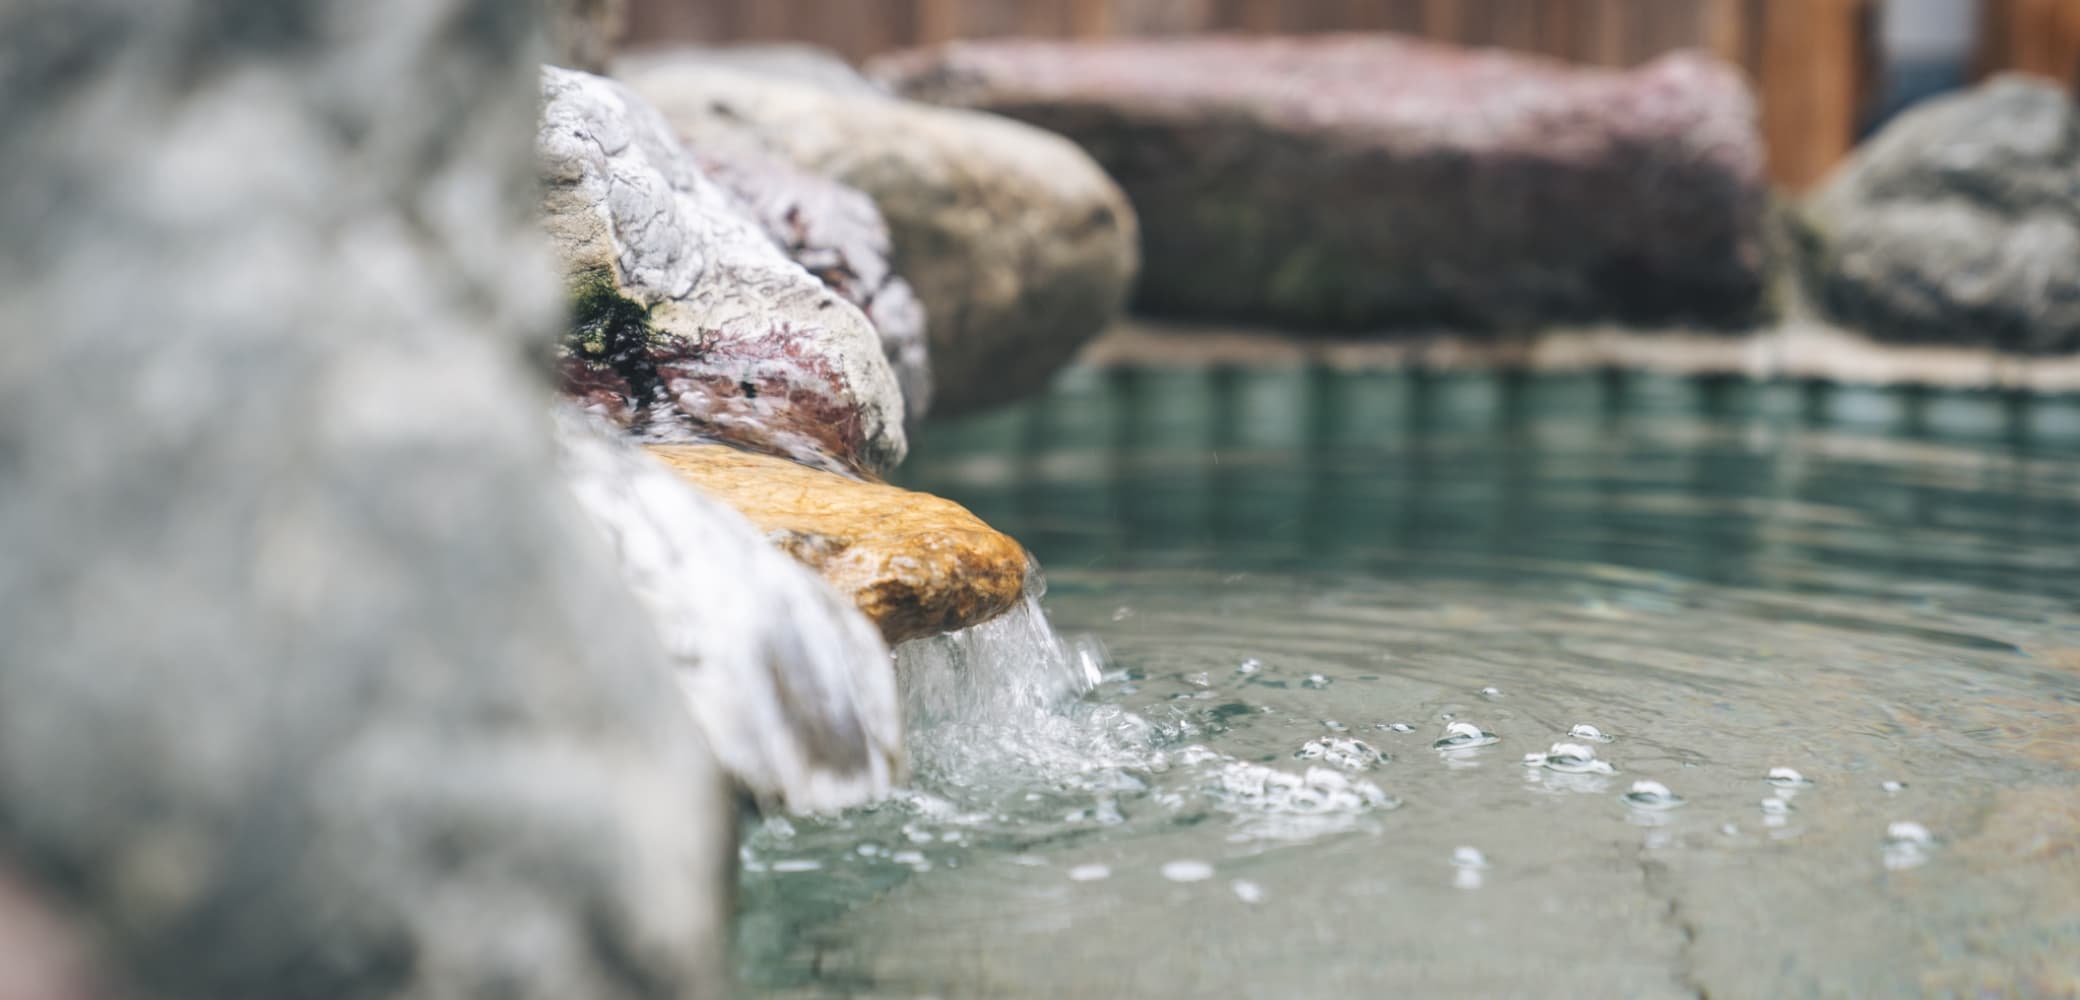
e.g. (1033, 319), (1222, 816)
(646, 443), (1029, 645)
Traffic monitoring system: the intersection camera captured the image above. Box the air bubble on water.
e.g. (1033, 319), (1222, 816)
(1296, 736), (1385, 771)
(1162, 859), (1216, 883)
(1186, 672), (1211, 688)
(770, 859), (822, 873)
(1432, 720), (1500, 751)
(1323, 720), (1349, 732)
(1237, 658), (1263, 675)
(1568, 723), (1613, 743)
(1883, 821), (1935, 871)
(1231, 879), (1266, 904)
(1011, 854), (1046, 867)
(1767, 767), (1812, 788)
(1378, 722), (1415, 733)
(856, 843), (882, 857)
(1451, 846), (1488, 869)
(1523, 742), (1616, 774)
(1068, 863), (1111, 882)
(1881, 780), (1906, 794)
(1302, 674), (1331, 689)
(891, 850), (929, 870)
(1623, 780), (1685, 809)
(1479, 686), (1503, 698)
(1112, 606), (1134, 621)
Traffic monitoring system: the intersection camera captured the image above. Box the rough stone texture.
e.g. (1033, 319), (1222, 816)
(1803, 75), (2080, 354)
(873, 35), (1768, 332)
(557, 411), (904, 813)
(646, 445), (1030, 645)
(0, 1), (734, 996)
(539, 65), (908, 474)
(616, 56), (1141, 416)
(547, 0), (626, 73)
(695, 144), (933, 423)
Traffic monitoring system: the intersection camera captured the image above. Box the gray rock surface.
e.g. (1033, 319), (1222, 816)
(873, 36), (1767, 332)
(696, 145), (933, 423)
(540, 65), (909, 474)
(1803, 75), (2080, 353)
(556, 410), (905, 814)
(616, 57), (1140, 416)
(0, 0), (733, 996)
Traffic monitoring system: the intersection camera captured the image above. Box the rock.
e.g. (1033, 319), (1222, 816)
(694, 144), (933, 422)
(0, 0), (734, 996)
(1802, 76), (2080, 353)
(615, 56), (1140, 416)
(645, 444), (1030, 645)
(538, 65), (908, 475)
(557, 410), (904, 813)
(872, 35), (1768, 332)
(547, 0), (626, 73)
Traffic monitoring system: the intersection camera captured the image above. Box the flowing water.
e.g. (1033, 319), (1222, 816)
(739, 367), (2080, 998)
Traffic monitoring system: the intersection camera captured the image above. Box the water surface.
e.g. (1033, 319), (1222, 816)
(743, 367), (2080, 998)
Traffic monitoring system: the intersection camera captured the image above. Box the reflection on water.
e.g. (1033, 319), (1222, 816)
(742, 367), (2080, 998)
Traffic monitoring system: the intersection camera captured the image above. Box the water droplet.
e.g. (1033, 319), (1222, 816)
(1296, 736), (1385, 771)
(1451, 846), (1488, 869)
(1623, 780), (1685, 809)
(1883, 821), (1935, 871)
(1323, 719), (1349, 732)
(1479, 686), (1503, 698)
(1302, 674), (1330, 689)
(1111, 606), (1134, 621)
(1767, 767), (1812, 788)
(1378, 722), (1415, 733)
(1432, 721), (1500, 751)
(1186, 672), (1211, 688)
(1567, 723), (1613, 743)
(1162, 859), (1215, 883)
(1523, 742), (1617, 774)
(1231, 879), (1265, 904)
(1881, 780), (1906, 794)
(1237, 658), (1262, 675)
(1068, 863), (1111, 882)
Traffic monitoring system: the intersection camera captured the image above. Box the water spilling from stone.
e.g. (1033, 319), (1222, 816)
(736, 369), (2080, 997)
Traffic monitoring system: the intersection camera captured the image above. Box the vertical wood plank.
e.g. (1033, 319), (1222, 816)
(917, 0), (960, 43)
(1070, 0), (1114, 37)
(1421, 0), (1466, 42)
(1703, 0), (1747, 67)
(1758, 0), (1864, 189)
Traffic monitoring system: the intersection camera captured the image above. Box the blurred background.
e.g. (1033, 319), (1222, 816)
(622, 0), (2079, 189)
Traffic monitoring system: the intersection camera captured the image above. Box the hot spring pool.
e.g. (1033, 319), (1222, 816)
(739, 367), (2080, 997)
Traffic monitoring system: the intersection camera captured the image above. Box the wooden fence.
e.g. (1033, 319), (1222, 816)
(626, 0), (2078, 190)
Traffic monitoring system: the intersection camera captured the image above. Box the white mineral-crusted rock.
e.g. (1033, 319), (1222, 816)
(0, 2), (736, 996)
(556, 410), (904, 814)
(539, 65), (909, 475)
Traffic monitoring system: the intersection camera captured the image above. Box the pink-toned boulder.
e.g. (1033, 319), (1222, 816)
(874, 35), (1769, 332)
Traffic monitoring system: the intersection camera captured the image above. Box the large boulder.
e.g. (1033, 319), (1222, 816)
(873, 35), (1768, 332)
(646, 444), (1030, 645)
(0, 0), (735, 995)
(616, 53), (1141, 416)
(557, 412), (905, 813)
(539, 66), (908, 475)
(1802, 75), (2080, 354)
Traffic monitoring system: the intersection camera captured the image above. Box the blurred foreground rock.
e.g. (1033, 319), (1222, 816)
(540, 66), (909, 475)
(875, 35), (1767, 332)
(1803, 76), (2080, 354)
(547, 0), (625, 72)
(0, 0), (738, 995)
(648, 444), (1029, 644)
(618, 51), (1140, 416)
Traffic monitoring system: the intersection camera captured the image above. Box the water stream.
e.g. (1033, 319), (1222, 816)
(739, 367), (2080, 997)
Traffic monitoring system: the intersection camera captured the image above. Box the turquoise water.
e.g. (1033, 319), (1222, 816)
(742, 367), (2080, 997)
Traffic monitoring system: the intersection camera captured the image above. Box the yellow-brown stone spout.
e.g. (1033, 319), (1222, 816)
(645, 444), (1028, 645)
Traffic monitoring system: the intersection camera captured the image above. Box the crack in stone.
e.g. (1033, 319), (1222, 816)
(1638, 852), (1711, 1000)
